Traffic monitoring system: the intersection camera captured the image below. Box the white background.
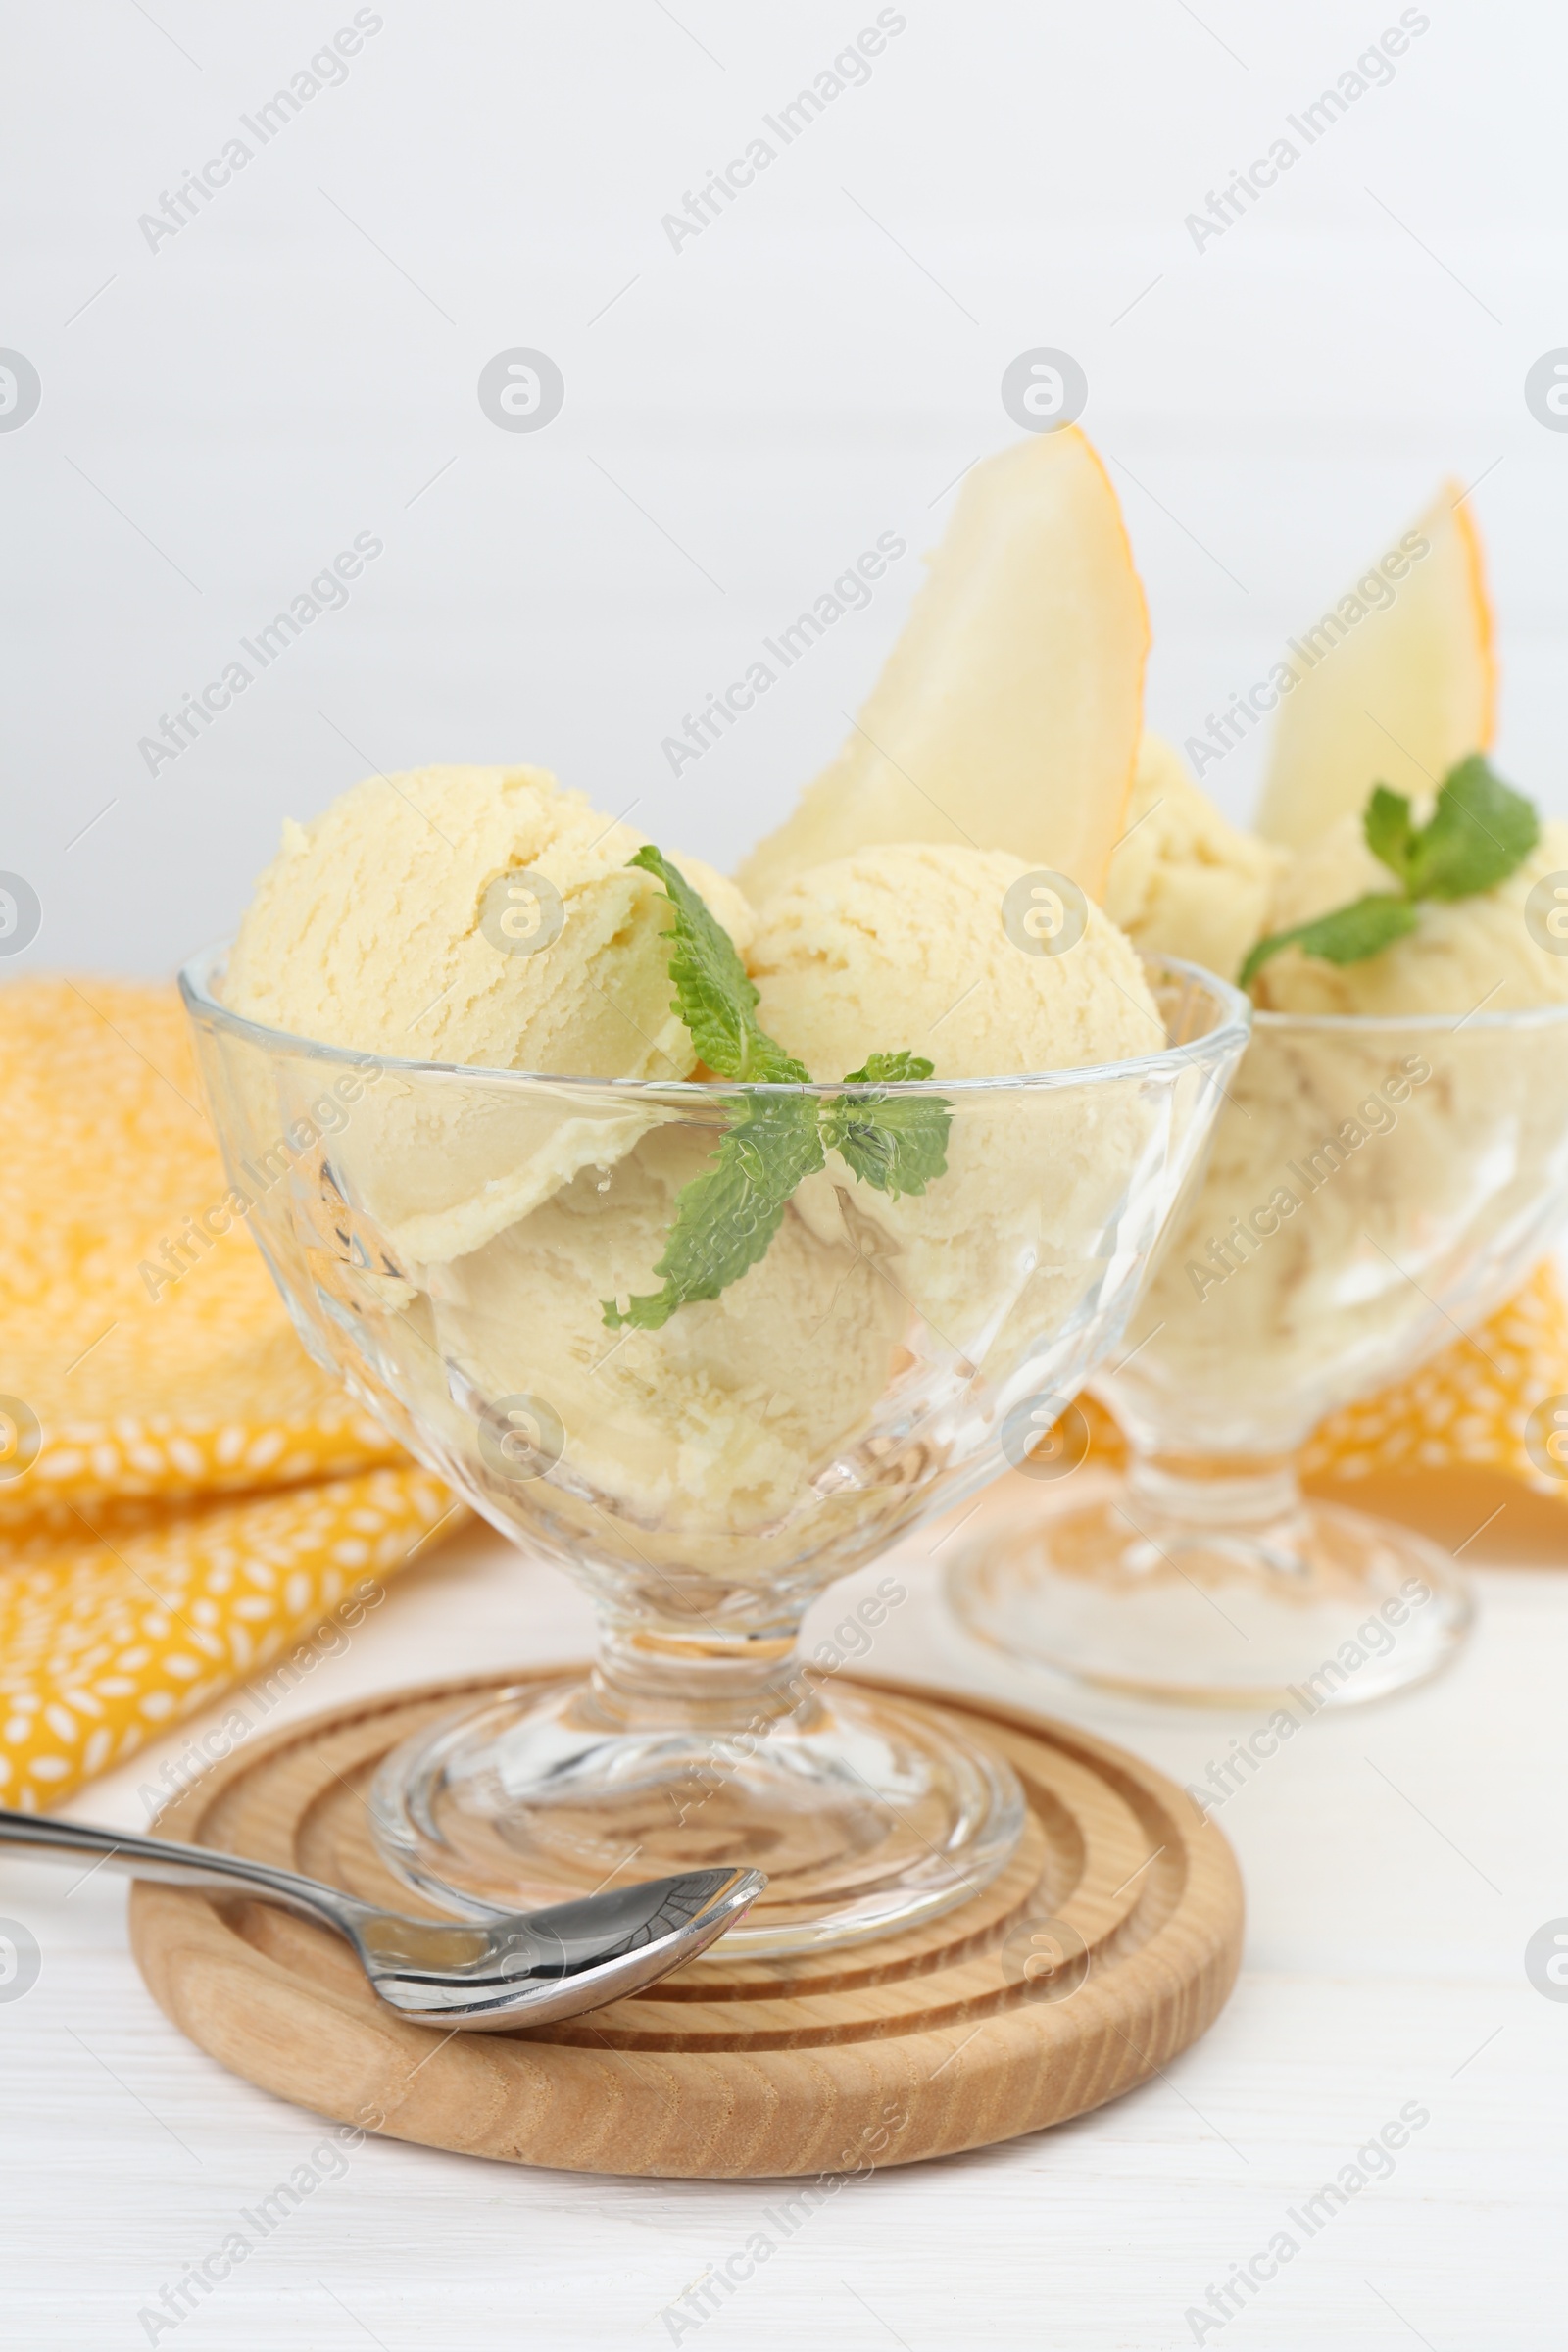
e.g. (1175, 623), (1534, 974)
(5, 1), (1568, 974)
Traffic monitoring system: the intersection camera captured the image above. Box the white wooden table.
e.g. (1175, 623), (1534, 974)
(4, 1507), (1564, 2351)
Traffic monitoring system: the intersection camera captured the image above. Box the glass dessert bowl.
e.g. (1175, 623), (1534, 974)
(182, 947), (1247, 1952)
(947, 999), (1568, 1709)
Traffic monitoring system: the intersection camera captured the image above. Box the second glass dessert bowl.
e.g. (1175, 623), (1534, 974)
(182, 947), (1247, 1953)
(947, 998), (1568, 1708)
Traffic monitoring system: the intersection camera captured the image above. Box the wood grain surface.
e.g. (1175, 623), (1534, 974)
(127, 1669), (1243, 2179)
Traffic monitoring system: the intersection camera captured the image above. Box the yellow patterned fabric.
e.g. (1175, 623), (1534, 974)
(0, 979), (463, 1809)
(1298, 1256), (1568, 1495)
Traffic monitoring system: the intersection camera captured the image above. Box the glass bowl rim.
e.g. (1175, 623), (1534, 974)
(1251, 997), (1568, 1035)
(178, 941), (1251, 1100)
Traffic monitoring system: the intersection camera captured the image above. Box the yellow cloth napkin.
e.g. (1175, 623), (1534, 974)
(1298, 1256), (1568, 1553)
(0, 979), (463, 1811)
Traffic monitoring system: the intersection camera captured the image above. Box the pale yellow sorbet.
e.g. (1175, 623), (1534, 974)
(746, 841), (1168, 1380)
(429, 840), (1173, 1568)
(428, 1124), (904, 1552)
(1103, 735), (1283, 985)
(227, 821), (1185, 1576)
(223, 765), (753, 1264)
(1254, 809), (1568, 1014)
(747, 840), (1162, 1080)
(225, 763), (751, 1072)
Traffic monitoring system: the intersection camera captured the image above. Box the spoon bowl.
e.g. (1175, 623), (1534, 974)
(0, 1806), (763, 2030)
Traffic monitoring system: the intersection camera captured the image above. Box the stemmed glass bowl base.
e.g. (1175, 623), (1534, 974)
(370, 1665), (1026, 1957)
(946, 1465), (1473, 1711)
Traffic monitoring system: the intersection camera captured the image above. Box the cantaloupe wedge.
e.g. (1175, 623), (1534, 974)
(738, 427), (1149, 906)
(1255, 483), (1496, 850)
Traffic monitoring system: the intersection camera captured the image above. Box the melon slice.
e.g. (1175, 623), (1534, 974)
(737, 427), (1150, 906)
(1255, 483), (1496, 850)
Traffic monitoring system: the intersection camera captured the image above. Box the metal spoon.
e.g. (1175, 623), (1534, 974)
(0, 1806), (763, 2030)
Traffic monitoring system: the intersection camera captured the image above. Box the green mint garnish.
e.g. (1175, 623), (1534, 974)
(1241, 755), (1539, 990)
(1238, 892), (1420, 985)
(602, 854), (950, 1329)
(623, 844), (808, 1083)
(821, 1052), (952, 1201)
(602, 1095), (824, 1332)
(1360, 782), (1420, 885)
(1387, 755), (1538, 901)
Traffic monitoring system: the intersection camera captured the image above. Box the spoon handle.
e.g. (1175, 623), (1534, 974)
(0, 1805), (353, 1934)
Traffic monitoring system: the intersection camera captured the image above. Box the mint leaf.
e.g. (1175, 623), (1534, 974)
(627, 843), (807, 1082)
(603, 1093), (824, 1331)
(1405, 754), (1539, 901)
(1245, 758), (1541, 992)
(1240, 894), (1420, 988)
(608, 852), (955, 1328)
(822, 1052), (952, 1200)
(1363, 785), (1418, 887)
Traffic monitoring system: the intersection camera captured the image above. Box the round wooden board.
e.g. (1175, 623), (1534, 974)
(129, 1669), (1244, 2180)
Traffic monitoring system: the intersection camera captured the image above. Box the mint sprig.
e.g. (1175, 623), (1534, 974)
(1390, 756), (1538, 901)
(1241, 756), (1539, 990)
(602, 853), (951, 1330)
(602, 1094), (825, 1331)
(822, 1052), (951, 1200)
(1238, 891), (1420, 983)
(623, 845), (808, 1083)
